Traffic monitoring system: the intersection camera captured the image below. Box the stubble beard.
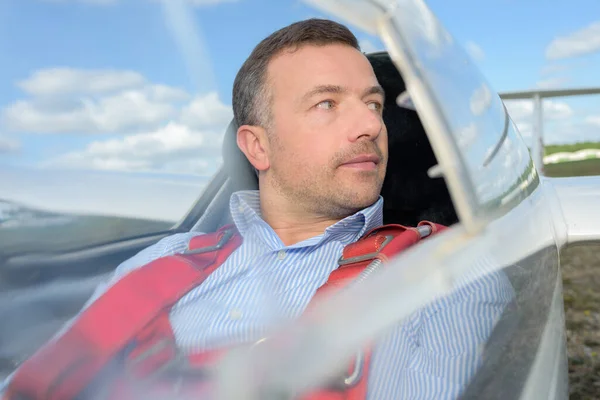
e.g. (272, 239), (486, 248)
(264, 128), (386, 220)
(269, 161), (384, 220)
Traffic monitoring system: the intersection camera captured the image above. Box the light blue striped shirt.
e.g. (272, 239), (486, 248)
(2, 190), (515, 399)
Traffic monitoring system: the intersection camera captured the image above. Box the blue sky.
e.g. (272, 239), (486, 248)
(1, 0), (600, 177)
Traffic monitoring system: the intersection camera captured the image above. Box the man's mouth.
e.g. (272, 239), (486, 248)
(340, 154), (380, 171)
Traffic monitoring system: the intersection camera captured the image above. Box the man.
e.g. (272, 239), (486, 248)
(2, 18), (514, 399)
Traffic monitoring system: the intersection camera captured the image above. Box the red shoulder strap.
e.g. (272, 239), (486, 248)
(5, 225), (242, 400)
(317, 221), (445, 294)
(5, 221), (446, 400)
(304, 221), (445, 400)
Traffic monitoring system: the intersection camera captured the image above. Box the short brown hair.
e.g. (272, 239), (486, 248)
(232, 18), (360, 127)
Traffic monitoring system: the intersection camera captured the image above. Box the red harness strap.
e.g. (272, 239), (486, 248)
(5, 221), (444, 400)
(314, 221), (445, 296)
(4, 225), (241, 400)
(296, 221), (446, 400)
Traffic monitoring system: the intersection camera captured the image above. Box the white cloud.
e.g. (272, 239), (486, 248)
(504, 99), (574, 140)
(515, 122), (533, 138)
(504, 99), (600, 144)
(18, 68), (145, 96)
(585, 115), (600, 127)
(359, 39), (380, 54)
(540, 64), (569, 76)
(457, 122), (478, 148)
(546, 20), (600, 60)
(0, 134), (20, 153)
(47, 122), (224, 175)
(3, 66), (234, 176)
(180, 92), (233, 130)
(147, 84), (190, 103)
(470, 83), (492, 116)
(536, 76), (570, 89)
(544, 119), (600, 144)
(465, 40), (485, 62)
(504, 99), (573, 123)
(3, 86), (185, 134)
(3, 68), (192, 134)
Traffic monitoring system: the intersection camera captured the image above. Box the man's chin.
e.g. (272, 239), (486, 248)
(336, 189), (381, 210)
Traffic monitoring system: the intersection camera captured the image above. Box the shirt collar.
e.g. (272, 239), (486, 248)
(229, 190), (383, 248)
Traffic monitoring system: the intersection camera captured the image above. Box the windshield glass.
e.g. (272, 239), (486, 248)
(0, 1), (564, 400)
(0, 1), (236, 251)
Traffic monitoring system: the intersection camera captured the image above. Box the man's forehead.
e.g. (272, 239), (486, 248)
(272, 44), (372, 70)
(267, 44), (379, 95)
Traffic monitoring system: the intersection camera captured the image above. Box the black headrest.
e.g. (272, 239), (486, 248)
(367, 52), (457, 226)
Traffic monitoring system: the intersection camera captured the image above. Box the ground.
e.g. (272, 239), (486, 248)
(547, 160), (600, 399)
(561, 244), (600, 400)
(545, 158), (600, 178)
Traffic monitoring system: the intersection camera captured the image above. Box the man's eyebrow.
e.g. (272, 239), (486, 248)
(301, 85), (346, 103)
(364, 85), (386, 102)
(300, 84), (386, 103)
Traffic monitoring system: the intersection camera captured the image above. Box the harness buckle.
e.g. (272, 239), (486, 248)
(184, 227), (235, 255)
(337, 224), (433, 267)
(337, 235), (394, 266)
(341, 350), (364, 388)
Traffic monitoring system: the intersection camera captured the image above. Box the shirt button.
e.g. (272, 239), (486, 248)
(229, 309), (243, 320)
(277, 250), (286, 260)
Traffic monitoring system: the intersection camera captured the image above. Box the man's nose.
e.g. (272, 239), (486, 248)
(348, 102), (384, 142)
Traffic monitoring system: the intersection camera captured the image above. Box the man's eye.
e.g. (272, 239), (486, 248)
(368, 102), (383, 111)
(316, 100), (334, 110)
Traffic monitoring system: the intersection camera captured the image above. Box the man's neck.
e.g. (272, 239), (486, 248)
(259, 193), (343, 247)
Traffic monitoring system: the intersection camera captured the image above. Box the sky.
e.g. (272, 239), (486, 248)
(1, 0), (600, 179)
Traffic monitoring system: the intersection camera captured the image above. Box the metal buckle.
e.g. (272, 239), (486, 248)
(184, 228), (235, 255)
(416, 224), (432, 238)
(324, 350), (364, 391)
(337, 235), (394, 266)
(342, 350), (364, 388)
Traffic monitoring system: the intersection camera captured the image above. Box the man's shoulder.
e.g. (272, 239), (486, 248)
(120, 231), (207, 270)
(78, 231), (210, 308)
(147, 231), (208, 257)
(99, 231), (209, 291)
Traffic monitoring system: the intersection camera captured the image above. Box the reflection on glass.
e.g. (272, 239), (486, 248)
(384, 0), (539, 220)
(213, 226), (524, 400)
(0, 1), (559, 399)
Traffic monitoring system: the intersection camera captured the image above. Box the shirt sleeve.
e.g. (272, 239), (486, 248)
(366, 267), (516, 400)
(80, 232), (205, 310)
(0, 232), (204, 396)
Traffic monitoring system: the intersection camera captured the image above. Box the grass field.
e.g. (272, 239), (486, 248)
(561, 245), (600, 400)
(545, 142), (600, 156)
(545, 158), (600, 177)
(549, 161), (600, 399)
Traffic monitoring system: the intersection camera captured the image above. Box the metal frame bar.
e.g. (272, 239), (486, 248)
(499, 87), (600, 176)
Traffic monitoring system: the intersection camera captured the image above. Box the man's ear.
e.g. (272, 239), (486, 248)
(236, 125), (270, 172)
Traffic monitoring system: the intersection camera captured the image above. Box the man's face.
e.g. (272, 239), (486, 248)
(264, 43), (388, 218)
